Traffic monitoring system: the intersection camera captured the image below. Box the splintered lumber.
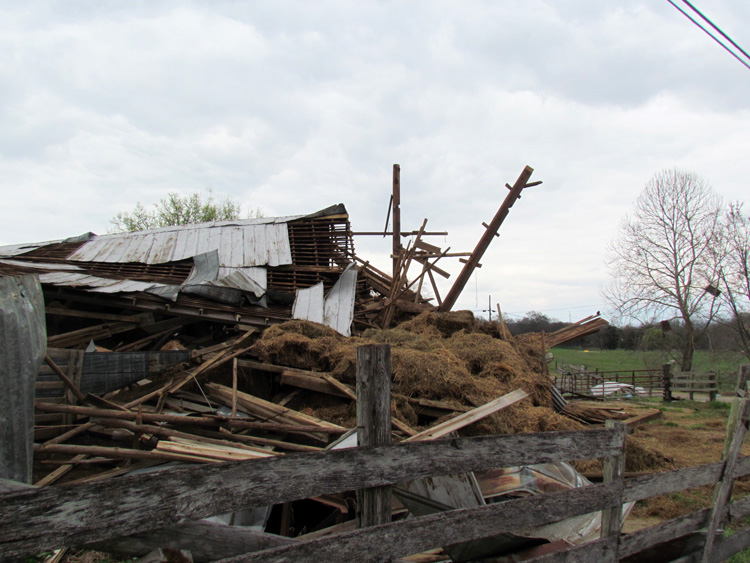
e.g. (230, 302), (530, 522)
(33, 402), (346, 435)
(440, 165), (535, 312)
(32, 443), (227, 464)
(34, 455), (88, 487)
(624, 409), (663, 428)
(204, 383), (345, 431)
(546, 315), (609, 348)
(167, 330), (256, 394)
(155, 438), (276, 462)
(93, 418), (297, 454)
(404, 389), (529, 442)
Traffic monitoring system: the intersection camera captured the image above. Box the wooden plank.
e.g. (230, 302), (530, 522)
(205, 382), (345, 430)
(404, 389), (529, 442)
(623, 461), (724, 503)
(356, 344), (392, 528)
(525, 537), (617, 563)
(0, 427), (624, 558)
(322, 374), (357, 401)
(729, 495), (750, 521)
(624, 409), (663, 427)
(34, 402), (343, 436)
(618, 508), (710, 558)
(86, 520), (296, 562)
(214, 482), (621, 563)
(710, 525), (750, 563)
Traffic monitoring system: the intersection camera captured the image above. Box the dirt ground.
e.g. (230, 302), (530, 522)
(581, 396), (750, 534)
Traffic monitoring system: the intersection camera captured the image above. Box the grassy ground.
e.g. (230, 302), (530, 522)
(550, 347), (747, 391)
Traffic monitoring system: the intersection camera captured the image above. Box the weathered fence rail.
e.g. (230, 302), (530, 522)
(2, 348), (749, 562)
(2, 420), (750, 561)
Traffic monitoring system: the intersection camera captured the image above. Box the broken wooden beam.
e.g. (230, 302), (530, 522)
(439, 165), (535, 312)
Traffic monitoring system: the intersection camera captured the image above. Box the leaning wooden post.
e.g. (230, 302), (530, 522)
(662, 363), (673, 402)
(601, 419), (626, 554)
(439, 165), (535, 312)
(737, 364), (750, 397)
(356, 344), (392, 528)
(700, 391), (750, 562)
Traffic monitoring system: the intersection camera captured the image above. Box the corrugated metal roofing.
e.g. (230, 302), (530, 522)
(67, 219), (296, 267)
(0, 274), (46, 483)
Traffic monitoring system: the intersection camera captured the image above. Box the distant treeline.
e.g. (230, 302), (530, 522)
(504, 311), (749, 354)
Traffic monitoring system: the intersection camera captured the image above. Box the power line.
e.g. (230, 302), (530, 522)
(666, 0), (750, 71)
(681, 0), (750, 63)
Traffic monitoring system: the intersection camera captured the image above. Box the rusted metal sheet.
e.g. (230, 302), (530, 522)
(0, 275), (46, 483)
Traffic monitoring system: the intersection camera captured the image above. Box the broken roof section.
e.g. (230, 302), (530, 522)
(0, 204), (359, 335)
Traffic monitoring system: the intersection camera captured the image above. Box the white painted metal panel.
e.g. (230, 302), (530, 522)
(211, 269), (266, 297)
(90, 280), (160, 293)
(292, 283), (324, 324)
(263, 223), (292, 266)
(0, 240), (64, 257)
(228, 226), (245, 268)
(216, 267), (267, 291)
(323, 265), (357, 336)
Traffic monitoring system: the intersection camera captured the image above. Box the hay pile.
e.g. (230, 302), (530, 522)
(250, 311), (577, 435)
(249, 311), (668, 471)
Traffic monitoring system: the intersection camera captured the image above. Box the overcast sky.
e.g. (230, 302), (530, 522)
(1, 1), (749, 322)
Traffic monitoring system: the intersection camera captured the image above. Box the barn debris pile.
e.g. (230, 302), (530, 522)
(0, 166), (671, 561)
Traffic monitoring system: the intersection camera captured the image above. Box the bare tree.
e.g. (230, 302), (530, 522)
(604, 169), (725, 370)
(718, 202), (750, 358)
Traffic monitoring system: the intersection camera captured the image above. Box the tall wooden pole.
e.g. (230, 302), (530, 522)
(356, 344), (392, 527)
(439, 165), (534, 312)
(392, 164), (401, 280)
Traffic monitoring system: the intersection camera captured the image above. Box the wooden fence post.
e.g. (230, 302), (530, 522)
(356, 344), (392, 528)
(700, 394), (750, 562)
(662, 363), (673, 402)
(601, 420), (626, 561)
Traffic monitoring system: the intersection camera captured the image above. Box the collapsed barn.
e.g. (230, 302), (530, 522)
(0, 167), (689, 562)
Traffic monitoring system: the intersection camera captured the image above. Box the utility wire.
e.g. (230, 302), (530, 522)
(666, 0), (750, 71)
(681, 0), (750, 63)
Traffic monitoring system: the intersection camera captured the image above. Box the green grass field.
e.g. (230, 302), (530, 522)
(549, 347), (748, 391)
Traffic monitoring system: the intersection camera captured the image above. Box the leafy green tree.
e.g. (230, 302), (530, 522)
(110, 191), (259, 232)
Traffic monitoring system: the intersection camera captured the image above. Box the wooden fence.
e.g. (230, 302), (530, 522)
(555, 365), (665, 397)
(556, 363), (719, 401)
(1, 350), (749, 562)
